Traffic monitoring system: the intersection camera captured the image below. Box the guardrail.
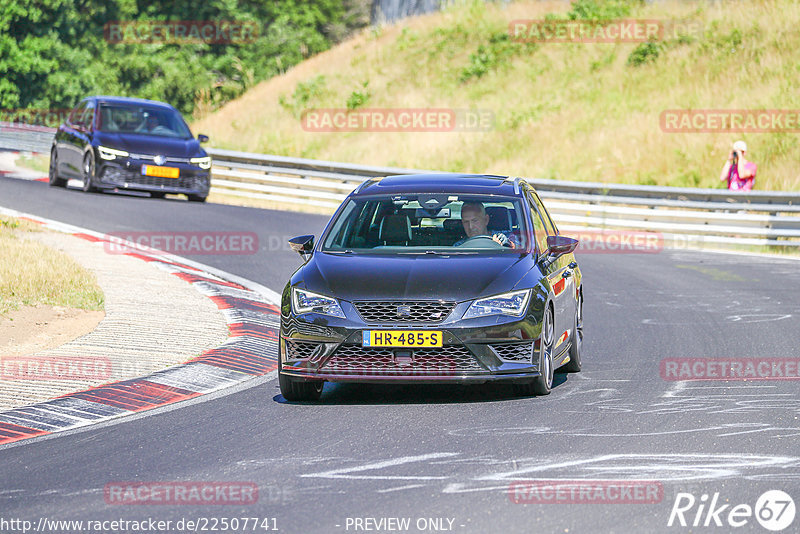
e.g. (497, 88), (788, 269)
(206, 147), (800, 248)
(2, 124), (799, 248)
(0, 124), (55, 154)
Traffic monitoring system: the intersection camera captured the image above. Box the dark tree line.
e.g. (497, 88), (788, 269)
(1, 0), (370, 117)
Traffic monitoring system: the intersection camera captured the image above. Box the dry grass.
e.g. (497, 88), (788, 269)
(193, 0), (800, 191)
(0, 217), (104, 317)
(16, 153), (50, 174)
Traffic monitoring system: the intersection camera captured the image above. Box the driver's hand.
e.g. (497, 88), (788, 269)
(492, 233), (514, 248)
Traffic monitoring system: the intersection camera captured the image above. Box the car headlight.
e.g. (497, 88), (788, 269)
(463, 289), (531, 319)
(190, 156), (212, 169)
(292, 288), (346, 319)
(98, 146), (129, 160)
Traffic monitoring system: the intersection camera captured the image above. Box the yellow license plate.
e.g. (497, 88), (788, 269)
(142, 165), (179, 178)
(362, 330), (443, 348)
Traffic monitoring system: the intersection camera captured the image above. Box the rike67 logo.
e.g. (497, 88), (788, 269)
(668, 490), (795, 531)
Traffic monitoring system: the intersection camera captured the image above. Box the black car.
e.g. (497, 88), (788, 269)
(48, 96), (211, 202)
(279, 174), (583, 401)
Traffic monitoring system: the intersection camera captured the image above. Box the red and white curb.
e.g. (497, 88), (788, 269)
(0, 207), (281, 446)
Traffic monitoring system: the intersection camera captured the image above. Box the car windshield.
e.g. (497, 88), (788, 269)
(97, 103), (193, 138)
(322, 195), (528, 253)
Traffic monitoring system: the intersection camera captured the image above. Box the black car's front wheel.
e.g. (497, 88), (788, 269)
(279, 370), (324, 401)
(515, 304), (555, 396)
(48, 148), (66, 187)
(187, 194), (207, 203)
(82, 153), (97, 192)
(532, 305), (555, 394)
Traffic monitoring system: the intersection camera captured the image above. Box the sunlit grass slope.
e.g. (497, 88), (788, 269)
(194, 0), (800, 191)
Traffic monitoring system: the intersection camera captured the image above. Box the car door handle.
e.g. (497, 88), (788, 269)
(562, 270), (572, 279)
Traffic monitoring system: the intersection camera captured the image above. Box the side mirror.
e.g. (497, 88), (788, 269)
(539, 235), (578, 269)
(546, 235), (579, 257)
(289, 235), (315, 260)
(197, 134), (209, 143)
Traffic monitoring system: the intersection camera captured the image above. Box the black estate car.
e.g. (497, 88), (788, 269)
(279, 174), (583, 401)
(48, 96), (211, 202)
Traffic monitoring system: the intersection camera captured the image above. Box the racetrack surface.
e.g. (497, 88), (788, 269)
(2, 177), (799, 533)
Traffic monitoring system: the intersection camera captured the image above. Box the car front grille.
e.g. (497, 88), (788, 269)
(490, 342), (534, 362)
(129, 154), (193, 164)
(101, 167), (208, 190)
(320, 345), (482, 375)
(353, 301), (455, 324)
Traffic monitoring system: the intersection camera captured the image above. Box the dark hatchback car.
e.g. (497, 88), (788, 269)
(279, 174), (583, 401)
(48, 96), (211, 202)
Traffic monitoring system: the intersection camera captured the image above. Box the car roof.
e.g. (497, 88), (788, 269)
(354, 174), (524, 196)
(87, 96), (177, 110)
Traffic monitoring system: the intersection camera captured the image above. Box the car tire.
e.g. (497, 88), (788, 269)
(532, 304), (555, 395)
(150, 192), (166, 199)
(48, 148), (66, 187)
(82, 153), (97, 192)
(279, 369), (324, 402)
(515, 304), (555, 396)
(562, 292), (582, 373)
(187, 194), (207, 203)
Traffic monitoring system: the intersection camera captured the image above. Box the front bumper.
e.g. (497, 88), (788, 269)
(96, 160), (210, 196)
(279, 308), (542, 384)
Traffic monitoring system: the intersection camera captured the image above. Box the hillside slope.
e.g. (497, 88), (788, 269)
(194, 0), (800, 191)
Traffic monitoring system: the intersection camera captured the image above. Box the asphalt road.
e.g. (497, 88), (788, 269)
(2, 176), (799, 534)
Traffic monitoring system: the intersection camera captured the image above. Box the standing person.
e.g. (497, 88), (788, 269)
(720, 140), (756, 191)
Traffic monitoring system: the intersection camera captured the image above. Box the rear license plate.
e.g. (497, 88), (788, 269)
(142, 165), (179, 178)
(362, 330), (443, 348)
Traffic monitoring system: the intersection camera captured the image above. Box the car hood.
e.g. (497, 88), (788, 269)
(298, 252), (534, 302)
(94, 132), (203, 158)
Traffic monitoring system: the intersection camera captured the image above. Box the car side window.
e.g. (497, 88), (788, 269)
(80, 101), (96, 130)
(68, 101), (88, 126)
(529, 190), (558, 236)
(527, 197), (549, 255)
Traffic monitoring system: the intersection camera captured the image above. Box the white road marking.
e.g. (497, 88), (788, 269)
(300, 453), (459, 480)
(376, 484), (425, 493)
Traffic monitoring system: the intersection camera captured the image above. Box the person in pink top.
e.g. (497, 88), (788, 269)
(720, 140), (756, 191)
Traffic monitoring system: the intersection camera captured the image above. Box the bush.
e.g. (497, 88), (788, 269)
(628, 41), (661, 66)
(460, 31), (534, 83)
(279, 76), (327, 117)
(346, 81), (370, 109)
(567, 0), (637, 22)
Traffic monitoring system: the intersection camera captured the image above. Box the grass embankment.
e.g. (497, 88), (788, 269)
(16, 154), (49, 174)
(0, 217), (104, 317)
(193, 0), (800, 191)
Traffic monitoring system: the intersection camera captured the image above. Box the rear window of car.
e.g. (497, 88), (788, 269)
(322, 195), (528, 254)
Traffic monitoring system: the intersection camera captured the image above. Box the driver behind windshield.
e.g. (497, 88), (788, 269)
(454, 201), (518, 248)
